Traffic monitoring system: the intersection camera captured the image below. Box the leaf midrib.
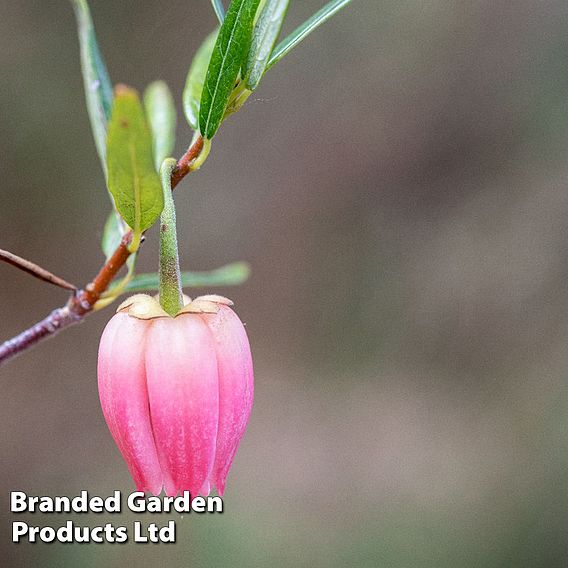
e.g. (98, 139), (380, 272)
(128, 142), (141, 235)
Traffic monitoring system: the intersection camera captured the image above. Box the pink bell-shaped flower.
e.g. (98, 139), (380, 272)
(97, 294), (253, 497)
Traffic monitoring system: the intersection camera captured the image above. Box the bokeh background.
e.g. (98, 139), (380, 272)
(2, 0), (568, 566)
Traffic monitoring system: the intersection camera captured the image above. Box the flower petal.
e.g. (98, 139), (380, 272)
(145, 315), (219, 497)
(97, 313), (163, 495)
(201, 306), (254, 495)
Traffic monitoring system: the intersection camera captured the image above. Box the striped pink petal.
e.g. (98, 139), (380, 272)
(145, 315), (219, 497)
(97, 294), (253, 497)
(200, 305), (254, 495)
(97, 313), (163, 495)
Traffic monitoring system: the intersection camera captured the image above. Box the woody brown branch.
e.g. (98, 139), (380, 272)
(0, 135), (204, 367)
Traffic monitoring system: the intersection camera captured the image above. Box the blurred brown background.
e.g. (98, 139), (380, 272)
(2, 0), (568, 566)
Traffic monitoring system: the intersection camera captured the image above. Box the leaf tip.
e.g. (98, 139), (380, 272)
(114, 83), (138, 98)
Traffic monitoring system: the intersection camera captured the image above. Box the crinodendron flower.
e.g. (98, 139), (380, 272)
(97, 294), (253, 497)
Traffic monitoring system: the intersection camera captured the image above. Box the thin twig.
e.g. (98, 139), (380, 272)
(171, 136), (204, 188)
(0, 307), (82, 363)
(0, 249), (77, 291)
(0, 135), (204, 367)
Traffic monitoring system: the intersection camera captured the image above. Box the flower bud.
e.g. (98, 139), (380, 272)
(97, 294), (253, 497)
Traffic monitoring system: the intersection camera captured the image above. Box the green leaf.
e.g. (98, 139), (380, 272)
(107, 85), (164, 239)
(243, 0), (289, 91)
(183, 30), (218, 131)
(144, 81), (177, 171)
(267, 0), (352, 70)
(210, 0), (225, 24)
(70, 0), (113, 176)
(199, 0), (262, 139)
(255, 0), (268, 23)
(111, 262), (251, 294)
(101, 211), (123, 260)
(101, 210), (136, 272)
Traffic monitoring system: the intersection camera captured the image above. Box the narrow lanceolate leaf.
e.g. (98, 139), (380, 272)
(267, 0), (352, 70)
(107, 86), (164, 238)
(70, 0), (113, 175)
(183, 30), (218, 131)
(210, 0), (226, 24)
(144, 81), (177, 171)
(199, 0), (262, 139)
(112, 262), (251, 294)
(255, 0), (268, 23)
(243, 0), (289, 91)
